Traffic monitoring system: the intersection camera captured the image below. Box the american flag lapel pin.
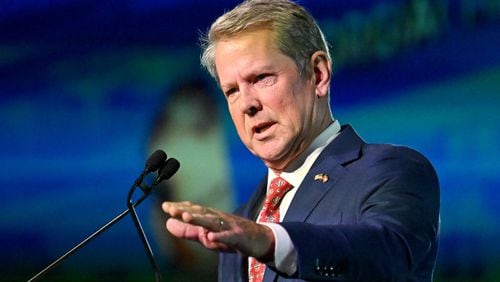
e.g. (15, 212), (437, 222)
(314, 173), (329, 183)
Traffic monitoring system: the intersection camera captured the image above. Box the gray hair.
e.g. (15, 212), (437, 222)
(200, 0), (331, 82)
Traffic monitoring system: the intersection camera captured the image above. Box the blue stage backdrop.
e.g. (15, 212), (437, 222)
(0, 1), (499, 281)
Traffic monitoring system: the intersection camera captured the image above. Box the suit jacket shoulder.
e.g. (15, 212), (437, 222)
(281, 125), (440, 281)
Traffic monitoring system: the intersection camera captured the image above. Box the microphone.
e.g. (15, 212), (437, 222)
(136, 150), (167, 191)
(154, 158), (180, 186)
(145, 150), (168, 173)
(28, 150), (178, 282)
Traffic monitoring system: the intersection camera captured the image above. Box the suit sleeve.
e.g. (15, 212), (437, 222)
(281, 147), (440, 281)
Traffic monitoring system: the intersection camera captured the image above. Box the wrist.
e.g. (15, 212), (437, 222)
(258, 225), (276, 263)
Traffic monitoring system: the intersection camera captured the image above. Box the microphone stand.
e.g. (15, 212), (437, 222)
(127, 183), (162, 282)
(28, 173), (158, 282)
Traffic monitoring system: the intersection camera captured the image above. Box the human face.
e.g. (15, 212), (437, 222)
(215, 29), (324, 171)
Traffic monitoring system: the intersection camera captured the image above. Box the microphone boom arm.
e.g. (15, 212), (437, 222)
(28, 189), (151, 282)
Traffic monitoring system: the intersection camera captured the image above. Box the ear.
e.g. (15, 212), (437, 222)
(309, 51), (331, 98)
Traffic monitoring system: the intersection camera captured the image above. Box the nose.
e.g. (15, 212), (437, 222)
(240, 86), (262, 117)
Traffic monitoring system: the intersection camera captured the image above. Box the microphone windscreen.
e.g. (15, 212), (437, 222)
(145, 150), (167, 173)
(154, 158), (180, 185)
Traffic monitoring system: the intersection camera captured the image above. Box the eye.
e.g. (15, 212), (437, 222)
(255, 73), (270, 82)
(254, 73), (276, 87)
(224, 87), (238, 98)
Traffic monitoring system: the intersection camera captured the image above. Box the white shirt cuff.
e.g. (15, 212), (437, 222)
(262, 222), (297, 276)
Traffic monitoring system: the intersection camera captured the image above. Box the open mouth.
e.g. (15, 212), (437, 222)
(254, 122), (275, 134)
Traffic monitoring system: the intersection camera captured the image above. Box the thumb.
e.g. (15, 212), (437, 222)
(166, 218), (204, 241)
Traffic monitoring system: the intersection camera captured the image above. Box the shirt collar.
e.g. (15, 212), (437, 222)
(268, 119), (341, 188)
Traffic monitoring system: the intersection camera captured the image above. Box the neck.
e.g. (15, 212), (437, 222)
(267, 117), (334, 173)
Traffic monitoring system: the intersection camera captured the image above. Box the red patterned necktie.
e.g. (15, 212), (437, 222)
(249, 176), (293, 282)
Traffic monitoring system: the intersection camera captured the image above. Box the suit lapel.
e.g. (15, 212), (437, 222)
(283, 124), (365, 223)
(283, 160), (345, 223)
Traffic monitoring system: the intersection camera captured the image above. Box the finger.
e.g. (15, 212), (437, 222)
(162, 202), (200, 221)
(162, 202), (185, 217)
(198, 230), (235, 252)
(162, 201), (194, 211)
(163, 201), (212, 217)
(166, 218), (204, 240)
(163, 201), (229, 232)
(201, 239), (234, 252)
(164, 206), (219, 233)
(167, 220), (233, 251)
(188, 212), (222, 232)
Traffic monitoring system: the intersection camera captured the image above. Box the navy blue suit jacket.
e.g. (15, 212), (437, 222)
(219, 125), (440, 281)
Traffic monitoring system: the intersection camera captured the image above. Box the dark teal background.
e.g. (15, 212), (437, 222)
(1, 1), (499, 281)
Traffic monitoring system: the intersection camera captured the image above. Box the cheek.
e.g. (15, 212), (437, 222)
(279, 100), (311, 136)
(279, 97), (302, 125)
(229, 109), (247, 135)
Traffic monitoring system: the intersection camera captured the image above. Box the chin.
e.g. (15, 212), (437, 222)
(251, 140), (288, 160)
(258, 150), (287, 165)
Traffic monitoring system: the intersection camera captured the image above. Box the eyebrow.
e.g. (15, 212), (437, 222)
(219, 62), (281, 90)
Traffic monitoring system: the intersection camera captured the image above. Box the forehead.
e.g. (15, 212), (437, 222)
(216, 29), (279, 58)
(214, 29), (289, 80)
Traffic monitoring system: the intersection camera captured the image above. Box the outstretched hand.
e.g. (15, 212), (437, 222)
(162, 201), (275, 261)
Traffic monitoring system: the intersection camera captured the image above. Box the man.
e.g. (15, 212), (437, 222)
(162, 0), (440, 281)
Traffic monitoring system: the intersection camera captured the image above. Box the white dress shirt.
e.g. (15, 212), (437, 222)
(253, 120), (342, 276)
